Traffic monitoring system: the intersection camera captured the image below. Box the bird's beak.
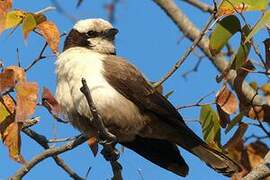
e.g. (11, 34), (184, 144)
(104, 28), (119, 40)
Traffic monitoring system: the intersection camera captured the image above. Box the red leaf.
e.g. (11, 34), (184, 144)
(42, 87), (61, 119)
(87, 136), (98, 157)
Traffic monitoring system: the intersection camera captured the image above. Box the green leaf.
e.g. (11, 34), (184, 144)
(225, 113), (243, 134)
(22, 13), (37, 39)
(245, 10), (270, 44)
(231, 25), (252, 70)
(209, 15), (241, 55)
(218, 0), (268, 16)
(5, 10), (25, 29)
(200, 105), (221, 144)
(164, 90), (174, 99)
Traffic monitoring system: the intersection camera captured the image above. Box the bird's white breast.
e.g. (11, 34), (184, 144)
(55, 47), (145, 139)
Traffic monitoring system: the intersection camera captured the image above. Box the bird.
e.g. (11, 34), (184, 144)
(55, 18), (241, 177)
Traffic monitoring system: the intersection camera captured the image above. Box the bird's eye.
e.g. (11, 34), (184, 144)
(86, 30), (98, 37)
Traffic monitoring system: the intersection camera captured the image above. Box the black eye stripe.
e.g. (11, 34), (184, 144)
(86, 30), (104, 38)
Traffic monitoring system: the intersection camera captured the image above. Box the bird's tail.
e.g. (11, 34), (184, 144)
(190, 143), (241, 177)
(174, 126), (241, 177)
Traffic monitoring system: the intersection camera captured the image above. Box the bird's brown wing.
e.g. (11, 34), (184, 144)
(103, 56), (187, 129)
(121, 136), (189, 176)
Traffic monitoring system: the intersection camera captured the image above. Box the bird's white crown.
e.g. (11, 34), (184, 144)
(73, 18), (113, 33)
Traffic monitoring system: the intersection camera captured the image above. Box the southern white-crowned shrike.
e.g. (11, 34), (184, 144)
(55, 18), (241, 177)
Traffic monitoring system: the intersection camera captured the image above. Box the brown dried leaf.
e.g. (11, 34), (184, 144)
(242, 104), (270, 123)
(42, 87), (61, 118)
(0, 68), (15, 94)
(15, 81), (38, 122)
(216, 86), (238, 114)
(216, 104), (230, 128)
(246, 141), (269, 168)
(87, 136), (98, 157)
(36, 20), (60, 54)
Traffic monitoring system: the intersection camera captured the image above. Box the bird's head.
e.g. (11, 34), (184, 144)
(63, 18), (118, 55)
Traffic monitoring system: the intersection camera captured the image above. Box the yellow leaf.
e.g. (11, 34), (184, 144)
(22, 13), (37, 39)
(36, 20), (60, 54)
(5, 10), (25, 29)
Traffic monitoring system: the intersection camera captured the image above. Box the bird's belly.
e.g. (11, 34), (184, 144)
(55, 51), (147, 140)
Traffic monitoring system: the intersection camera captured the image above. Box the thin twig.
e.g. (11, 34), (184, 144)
(10, 133), (87, 180)
(177, 91), (215, 110)
(35, 6), (56, 14)
(80, 78), (123, 180)
(24, 42), (48, 72)
(153, 12), (215, 89)
(16, 48), (21, 67)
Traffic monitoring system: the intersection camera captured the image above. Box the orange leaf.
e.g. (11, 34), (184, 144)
(36, 20), (60, 54)
(42, 87), (61, 118)
(0, 66), (26, 94)
(15, 81), (38, 122)
(5, 65), (26, 82)
(87, 136), (98, 157)
(216, 85), (238, 114)
(0, 95), (25, 163)
(2, 122), (25, 163)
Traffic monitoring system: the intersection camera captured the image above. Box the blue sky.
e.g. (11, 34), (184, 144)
(0, 0), (268, 180)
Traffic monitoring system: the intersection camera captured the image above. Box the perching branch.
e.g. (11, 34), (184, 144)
(10, 134), (87, 180)
(80, 78), (123, 180)
(153, 0), (267, 106)
(243, 151), (270, 180)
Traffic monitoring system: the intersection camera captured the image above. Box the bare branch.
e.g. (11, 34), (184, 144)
(243, 151), (270, 180)
(153, 0), (267, 106)
(80, 78), (123, 180)
(10, 128), (86, 180)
